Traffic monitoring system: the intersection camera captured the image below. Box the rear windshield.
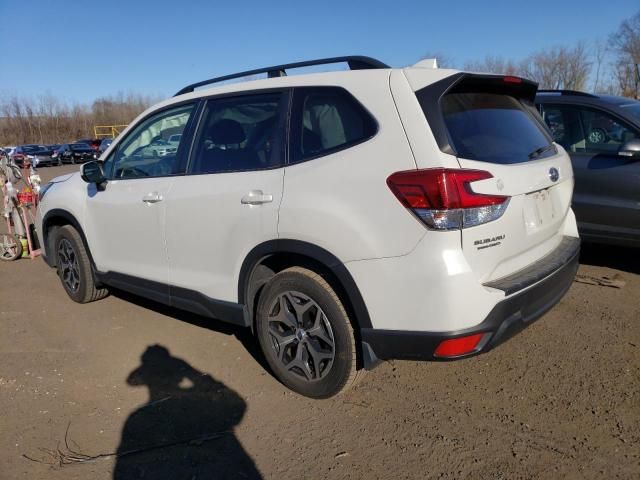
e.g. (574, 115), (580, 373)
(71, 144), (91, 150)
(441, 93), (553, 164)
(620, 103), (640, 123)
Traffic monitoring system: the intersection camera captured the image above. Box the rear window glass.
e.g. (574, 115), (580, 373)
(442, 93), (553, 164)
(620, 103), (640, 122)
(291, 87), (377, 163)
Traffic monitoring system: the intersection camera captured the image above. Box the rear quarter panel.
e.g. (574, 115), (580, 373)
(278, 71), (426, 262)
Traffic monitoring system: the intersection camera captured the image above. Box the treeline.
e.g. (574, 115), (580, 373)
(3, 11), (639, 146)
(425, 10), (640, 97)
(0, 92), (160, 146)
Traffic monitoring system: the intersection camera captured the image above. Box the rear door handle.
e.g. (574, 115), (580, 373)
(142, 192), (163, 204)
(241, 190), (273, 205)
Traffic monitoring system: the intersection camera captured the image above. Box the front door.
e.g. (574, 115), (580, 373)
(84, 103), (197, 297)
(540, 103), (640, 243)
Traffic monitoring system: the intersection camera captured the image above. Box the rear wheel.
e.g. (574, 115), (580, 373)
(255, 267), (361, 398)
(54, 225), (108, 303)
(0, 233), (22, 261)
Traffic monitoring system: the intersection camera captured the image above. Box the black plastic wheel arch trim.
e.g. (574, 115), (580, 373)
(238, 239), (373, 329)
(41, 209), (95, 269)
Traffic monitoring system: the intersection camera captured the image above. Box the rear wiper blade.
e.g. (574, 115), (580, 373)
(528, 144), (556, 159)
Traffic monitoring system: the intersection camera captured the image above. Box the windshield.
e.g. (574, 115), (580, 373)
(441, 93), (553, 164)
(620, 103), (640, 123)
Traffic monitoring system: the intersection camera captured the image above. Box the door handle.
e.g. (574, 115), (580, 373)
(241, 190), (273, 205)
(142, 192), (163, 204)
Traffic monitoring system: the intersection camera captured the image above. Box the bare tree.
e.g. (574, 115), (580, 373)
(463, 56), (519, 75)
(0, 93), (159, 146)
(591, 39), (609, 92)
(520, 42), (592, 91)
(609, 11), (640, 98)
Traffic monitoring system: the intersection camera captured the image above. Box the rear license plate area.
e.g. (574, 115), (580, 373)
(524, 188), (557, 232)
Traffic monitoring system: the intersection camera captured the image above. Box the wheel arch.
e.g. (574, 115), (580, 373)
(239, 240), (373, 332)
(41, 209), (95, 269)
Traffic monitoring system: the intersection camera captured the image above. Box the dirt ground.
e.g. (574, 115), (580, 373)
(1, 165), (638, 479)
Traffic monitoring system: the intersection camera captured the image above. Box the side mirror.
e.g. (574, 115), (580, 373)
(81, 161), (106, 189)
(618, 139), (640, 158)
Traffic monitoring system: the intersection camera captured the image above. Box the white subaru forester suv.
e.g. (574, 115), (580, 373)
(36, 56), (580, 398)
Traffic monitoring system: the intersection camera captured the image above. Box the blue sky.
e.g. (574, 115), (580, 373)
(0, 0), (637, 104)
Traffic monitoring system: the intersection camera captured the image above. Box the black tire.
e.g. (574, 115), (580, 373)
(54, 225), (108, 303)
(255, 267), (361, 398)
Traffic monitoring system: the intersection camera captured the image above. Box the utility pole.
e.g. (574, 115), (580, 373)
(636, 63), (639, 100)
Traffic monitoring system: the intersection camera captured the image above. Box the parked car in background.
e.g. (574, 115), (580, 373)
(536, 90), (640, 247)
(37, 56), (580, 398)
(167, 133), (182, 144)
(11, 145), (54, 167)
(47, 144), (62, 154)
(131, 137), (178, 159)
(76, 138), (101, 151)
(98, 138), (113, 154)
(53, 143), (96, 164)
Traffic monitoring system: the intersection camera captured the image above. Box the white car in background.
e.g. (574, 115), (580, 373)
(36, 56), (579, 398)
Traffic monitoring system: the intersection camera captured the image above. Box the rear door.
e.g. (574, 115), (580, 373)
(165, 91), (288, 307)
(539, 103), (640, 243)
(412, 74), (575, 282)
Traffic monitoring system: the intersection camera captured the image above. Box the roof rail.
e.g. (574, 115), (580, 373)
(174, 56), (390, 96)
(536, 89), (597, 98)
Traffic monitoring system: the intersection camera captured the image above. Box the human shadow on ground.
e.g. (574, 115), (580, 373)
(579, 242), (640, 275)
(110, 288), (268, 371)
(113, 345), (262, 480)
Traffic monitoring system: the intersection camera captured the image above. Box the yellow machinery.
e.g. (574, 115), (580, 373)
(94, 125), (128, 139)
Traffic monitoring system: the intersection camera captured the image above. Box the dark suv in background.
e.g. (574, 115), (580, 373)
(536, 91), (640, 247)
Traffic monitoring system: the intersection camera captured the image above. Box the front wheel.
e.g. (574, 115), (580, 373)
(255, 267), (361, 398)
(54, 225), (108, 303)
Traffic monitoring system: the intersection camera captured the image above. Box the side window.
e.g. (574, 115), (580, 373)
(577, 108), (638, 154)
(540, 105), (575, 151)
(291, 87), (377, 163)
(104, 104), (194, 179)
(189, 93), (284, 174)
(541, 104), (639, 155)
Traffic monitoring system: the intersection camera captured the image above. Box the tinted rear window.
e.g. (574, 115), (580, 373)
(290, 87), (377, 163)
(620, 103), (640, 123)
(442, 93), (553, 164)
(71, 144), (91, 150)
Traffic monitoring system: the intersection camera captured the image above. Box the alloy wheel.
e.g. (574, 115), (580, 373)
(0, 234), (20, 261)
(267, 291), (335, 382)
(57, 238), (80, 292)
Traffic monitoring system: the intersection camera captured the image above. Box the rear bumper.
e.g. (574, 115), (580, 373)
(361, 236), (580, 365)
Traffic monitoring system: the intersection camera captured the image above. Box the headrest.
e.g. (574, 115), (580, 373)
(209, 119), (246, 144)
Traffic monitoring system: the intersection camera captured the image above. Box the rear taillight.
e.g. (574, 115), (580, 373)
(503, 76), (522, 84)
(386, 168), (510, 230)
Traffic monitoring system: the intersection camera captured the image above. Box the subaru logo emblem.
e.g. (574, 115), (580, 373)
(548, 167), (559, 182)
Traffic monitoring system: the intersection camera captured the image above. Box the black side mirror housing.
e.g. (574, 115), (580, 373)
(81, 161), (107, 189)
(618, 139), (640, 158)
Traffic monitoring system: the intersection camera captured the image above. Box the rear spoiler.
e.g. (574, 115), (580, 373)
(414, 73), (539, 156)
